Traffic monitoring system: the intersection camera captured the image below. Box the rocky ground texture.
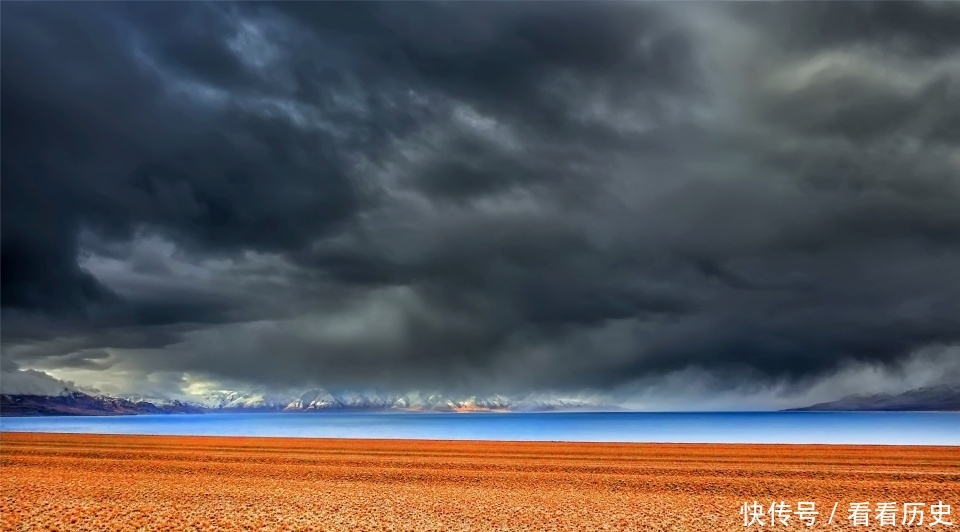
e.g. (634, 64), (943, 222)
(1, 433), (958, 531)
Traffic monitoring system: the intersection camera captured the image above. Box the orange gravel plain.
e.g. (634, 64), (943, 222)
(1, 432), (958, 532)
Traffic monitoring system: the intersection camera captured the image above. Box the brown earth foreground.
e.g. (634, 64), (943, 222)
(1, 433), (958, 532)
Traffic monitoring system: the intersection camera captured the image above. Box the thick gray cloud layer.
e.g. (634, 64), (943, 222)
(2, 2), (959, 401)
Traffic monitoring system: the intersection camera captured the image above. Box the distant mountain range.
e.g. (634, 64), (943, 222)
(4, 382), (959, 416)
(0, 387), (608, 416)
(0, 391), (205, 416)
(787, 384), (960, 411)
(195, 388), (602, 413)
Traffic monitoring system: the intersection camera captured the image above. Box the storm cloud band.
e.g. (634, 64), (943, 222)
(2, 2), (959, 402)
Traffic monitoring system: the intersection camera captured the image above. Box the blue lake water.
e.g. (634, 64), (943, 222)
(1, 412), (958, 445)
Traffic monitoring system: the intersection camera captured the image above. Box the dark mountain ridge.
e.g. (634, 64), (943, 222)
(786, 384), (960, 411)
(0, 391), (204, 416)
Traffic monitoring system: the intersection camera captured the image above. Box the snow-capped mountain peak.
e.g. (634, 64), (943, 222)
(197, 390), (290, 409)
(2, 380), (617, 416)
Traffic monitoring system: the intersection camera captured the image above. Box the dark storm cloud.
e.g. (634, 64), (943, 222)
(2, 1), (959, 399)
(1, 1), (389, 309)
(735, 2), (960, 58)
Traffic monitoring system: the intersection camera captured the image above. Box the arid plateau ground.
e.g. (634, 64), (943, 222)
(1, 432), (958, 531)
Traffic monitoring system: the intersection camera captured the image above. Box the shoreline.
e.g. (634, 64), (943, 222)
(2, 430), (960, 448)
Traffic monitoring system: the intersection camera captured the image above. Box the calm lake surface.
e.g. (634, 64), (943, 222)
(2, 412), (958, 445)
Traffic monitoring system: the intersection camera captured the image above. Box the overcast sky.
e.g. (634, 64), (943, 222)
(2, 2), (959, 408)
